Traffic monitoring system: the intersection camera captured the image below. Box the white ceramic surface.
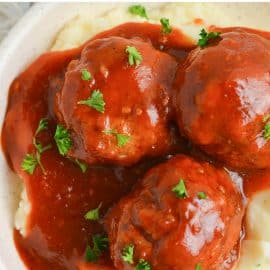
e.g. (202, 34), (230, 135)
(1, 2), (270, 270)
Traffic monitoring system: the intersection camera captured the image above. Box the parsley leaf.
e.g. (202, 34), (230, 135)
(22, 118), (51, 175)
(103, 129), (131, 147)
(85, 244), (98, 262)
(195, 263), (202, 270)
(122, 244), (134, 264)
(81, 69), (92, 81)
(128, 5), (148, 19)
(135, 259), (152, 270)
(160, 18), (172, 35)
(93, 234), (108, 252)
(198, 192), (207, 200)
(116, 134), (130, 147)
(85, 203), (102, 221)
(172, 179), (188, 198)
(35, 118), (49, 136)
(75, 159), (88, 173)
(197, 28), (221, 48)
(84, 234), (108, 262)
(21, 154), (38, 174)
(264, 123), (270, 140)
(78, 90), (105, 113)
(54, 125), (72, 156)
(263, 115), (270, 140)
(126, 46), (142, 66)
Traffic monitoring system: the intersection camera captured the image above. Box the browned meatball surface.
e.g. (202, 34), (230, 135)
(55, 36), (177, 166)
(173, 29), (270, 169)
(106, 155), (244, 270)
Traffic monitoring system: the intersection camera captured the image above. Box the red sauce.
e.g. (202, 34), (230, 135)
(2, 21), (270, 270)
(1, 23), (193, 270)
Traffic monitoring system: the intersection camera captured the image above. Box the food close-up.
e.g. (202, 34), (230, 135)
(2, 2), (270, 270)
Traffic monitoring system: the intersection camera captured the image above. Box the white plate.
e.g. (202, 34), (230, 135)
(1, 2), (270, 270)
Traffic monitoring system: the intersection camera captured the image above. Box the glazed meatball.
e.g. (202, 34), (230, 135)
(55, 36), (177, 166)
(106, 155), (244, 270)
(174, 30), (270, 169)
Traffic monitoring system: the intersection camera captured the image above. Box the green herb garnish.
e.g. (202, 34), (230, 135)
(85, 203), (102, 221)
(85, 234), (108, 262)
(21, 118), (51, 174)
(198, 192), (207, 200)
(197, 28), (221, 48)
(35, 118), (49, 136)
(195, 263), (202, 270)
(128, 5), (148, 19)
(103, 129), (131, 147)
(75, 159), (88, 173)
(160, 18), (172, 35)
(126, 46), (142, 66)
(172, 179), (188, 199)
(122, 244), (134, 264)
(263, 114), (270, 140)
(81, 69), (92, 81)
(54, 124), (72, 156)
(22, 154), (38, 175)
(78, 89), (105, 113)
(135, 259), (152, 270)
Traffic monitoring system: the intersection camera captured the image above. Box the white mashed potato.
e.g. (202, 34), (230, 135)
(15, 3), (270, 269)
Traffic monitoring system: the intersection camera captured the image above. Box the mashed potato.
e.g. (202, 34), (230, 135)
(15, 3), (270, 269)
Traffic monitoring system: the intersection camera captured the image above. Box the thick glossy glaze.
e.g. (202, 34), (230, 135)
(55, 36), (177, 165)
(173, 29), (270, 169)
(106, 155), (244, 270)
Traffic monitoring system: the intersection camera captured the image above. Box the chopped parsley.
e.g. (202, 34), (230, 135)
(103, 129), (131, 147)
(195, 263), (202, 270)
(78, 89), (105, 113)
(81, 69), (92, 81)
(85, 234), (108, 262)
(128, 5), (148, 19)
(160, 18), (172, 35)
(135, 259), (152, 270)
(263, 114), (270, 140)
(22, 154), (38, 175)
(197, 28), (221, 48)
(75, 159), (88, 173)
(172, 179), (188, 199)
(264, 123), (270, 140)
(198, 192), (207, 200)
(54, 124), (72, 156)
(85, 244), (98, 262)
(34, 142), (51, 155)
(85, 203), (102, 221)
(35, 118), (49, 136)
(126, 46), (142, 66)
(21, 118), (51, 174)
(122, 244), (134, 264)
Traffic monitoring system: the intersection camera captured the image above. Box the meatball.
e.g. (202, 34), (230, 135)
(173, 29), (270, 169)
(55, 36), (177, 166)
(106, 155), (244, 270)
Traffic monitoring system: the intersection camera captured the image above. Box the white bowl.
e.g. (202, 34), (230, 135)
(1, 3), (270, 270)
